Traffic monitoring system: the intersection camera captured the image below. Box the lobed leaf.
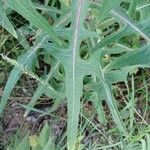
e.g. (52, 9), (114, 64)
(106, 45), (150, 70)
(111, 6), (150, 42)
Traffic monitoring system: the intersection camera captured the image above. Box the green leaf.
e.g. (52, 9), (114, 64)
(94, 18), (150, 50)
(93, 2), (150, 50)
(111, 6), (150, 42)
(106, 45), (150, 70)
(128, 0), (138, 18)
(0, 3), (17, 38)
(43, 138), (55, 150)
(89, 92), (106, 124)
(33, 2), (63, 15)
(39, 122), (50, 148)
(43, 1), (99, 148)
(4, 1), (150, 149)
(17, 28), (30, 50)
(6, 0), (61, 45)
(53, 10), (71, 28)
(0, 33), (49, 114)
(0, 50), (36, 114)
(99, 0), (123, 21)
(136, 2), (150, 20)
(146, 134), (150, 150)
(105, 68), (130, 83)
(141, 139), (146, 150)
(63, 1), (97, 149)
(99, 71), (127, 135)
(16, 134), (30, 150)
(24, 61), (63, 116)
(64, 0), (86, 148)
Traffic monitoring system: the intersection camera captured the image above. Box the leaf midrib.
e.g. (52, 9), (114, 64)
(70, 0), (84, 143)
(111, 8), (150, 43)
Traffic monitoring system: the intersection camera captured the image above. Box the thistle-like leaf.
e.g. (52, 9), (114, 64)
(111, 6), (150, 42)
(106, 45), (150, 70)
(43, 0), (100, 148)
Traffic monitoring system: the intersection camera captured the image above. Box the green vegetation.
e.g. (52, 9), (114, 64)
(0, 0), (150, 149)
